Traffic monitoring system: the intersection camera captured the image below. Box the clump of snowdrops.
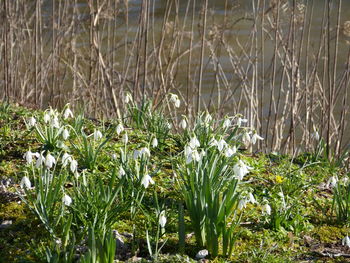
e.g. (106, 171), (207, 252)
(20, 98), (266, 260)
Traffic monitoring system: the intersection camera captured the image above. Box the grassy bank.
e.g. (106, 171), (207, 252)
(0, 101), (350, 263)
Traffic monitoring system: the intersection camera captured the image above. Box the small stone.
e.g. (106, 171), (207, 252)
(195, 249), (209, 259)
(112, 230), (127, 255)
(0, 220), (13, 229)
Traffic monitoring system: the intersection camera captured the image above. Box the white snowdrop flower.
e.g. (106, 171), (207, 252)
(62, 153), (72, 167)
(20, 176), (31, 189)
(112, 154), (117, 160)
(184, 145), (192, 157)
(141, 174), (155, 188)
(262, 203), (271, 216)
(199, 150), (206, 159)
(116, 123), (124, 135)
(140, 147), (151, 157)
(180, 119), (187, 129)
(159, 210), (167, 228)
(209, 138), (218, 147)
(192, 150), (201, 162)
(238, 199), (248, 210)
(223, 118), (231, 129)
(63, 107), (73, 119)
(166, 122), (172, 129)
(118, 167), (126, 178)
(62, 194), (72, 206)
(122, 133), (128, 144)
(133, 150), (140, 160)
(342, 236), (350, 248)
(44, 113), (51, 123)
(237, 117), (248, 127)
(174, 98), (180, 108)
(242, 132), (251, 145)
(124, 93), (133, 104)
(93, 129), (103, 140)
(224, 147), (235, 158)
(251, 133), (264, 145)
(233, 160), (251, 180)
(151, 137), (158, 148)
(311, 127), (320, 141)
(70, 159), (78, 173)
(51, 116), (60, 129)
(186, 153), (193, 164)
(62, 128), (70, 140)
(217, 139), (227, 152)
(27, 117), (37, 127)
(204, 113), (212, 124)
(45, 153), (56, 169)
(36, 153), (45, 168)
(248, 192), (256, 204)
(23, 150), (34, 164)
(169, 93), (180, 108)
(189, 136), (200, 149)
(326, 176), (338, 188)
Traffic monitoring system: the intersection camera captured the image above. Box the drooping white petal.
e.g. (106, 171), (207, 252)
(159, 211), (167, 228)
(27, 117), (37, 127)
(224, 147), (235, 158)
(93, 130), (103, 140)
(124, 93), (133, 104)
(248, 192), (256, 204)
(50, 116), (60, 129)
(170, 94), (180, 108)
(223, 118), (231, 129)
(251, 133), (264, 145)
(62, 194), (72, 206)
(118, 167), (125, 178)
(151, 137), (158, 148)
(141, 174), (155, 188)
(189, 136), (200, 149)
(20, 176), (31, 189)
(209, 138), (218, 147)
(62, 153), (72, 167)
(233, 160), (251, 180)
(45, 153), (56, 169)
(70, 159), (78, 173)
(23, 150), (33, 164)
(116, 123), (124, 135)
(217, 139), (227, 152)
(63, 108), (73, 119)
(180, 119), (187, 129)
(140, 147), (151, 157)
(262, 203), (271, 215)
(237, 117), (248, 127)
(62, 128), (70, 140)
(36, 153), (45, 168)
(238, 199), (247, 210)
(44, 113), (51, 123)
(204, 114), (212, 124)
(242, 132), (251, 145)
(342, 236), (350, 247)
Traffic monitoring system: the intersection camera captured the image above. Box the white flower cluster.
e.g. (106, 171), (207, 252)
(238, 191), (257, 210)
(184, 136), (203, 164)
(169, 93), (181, 108)
(133, 147), (151, 159)
(209, 137), (237, 158)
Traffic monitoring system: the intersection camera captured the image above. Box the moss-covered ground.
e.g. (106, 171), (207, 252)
(0, 103), (350, 262)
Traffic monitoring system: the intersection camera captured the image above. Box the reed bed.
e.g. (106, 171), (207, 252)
(1, 0), (349, 157)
